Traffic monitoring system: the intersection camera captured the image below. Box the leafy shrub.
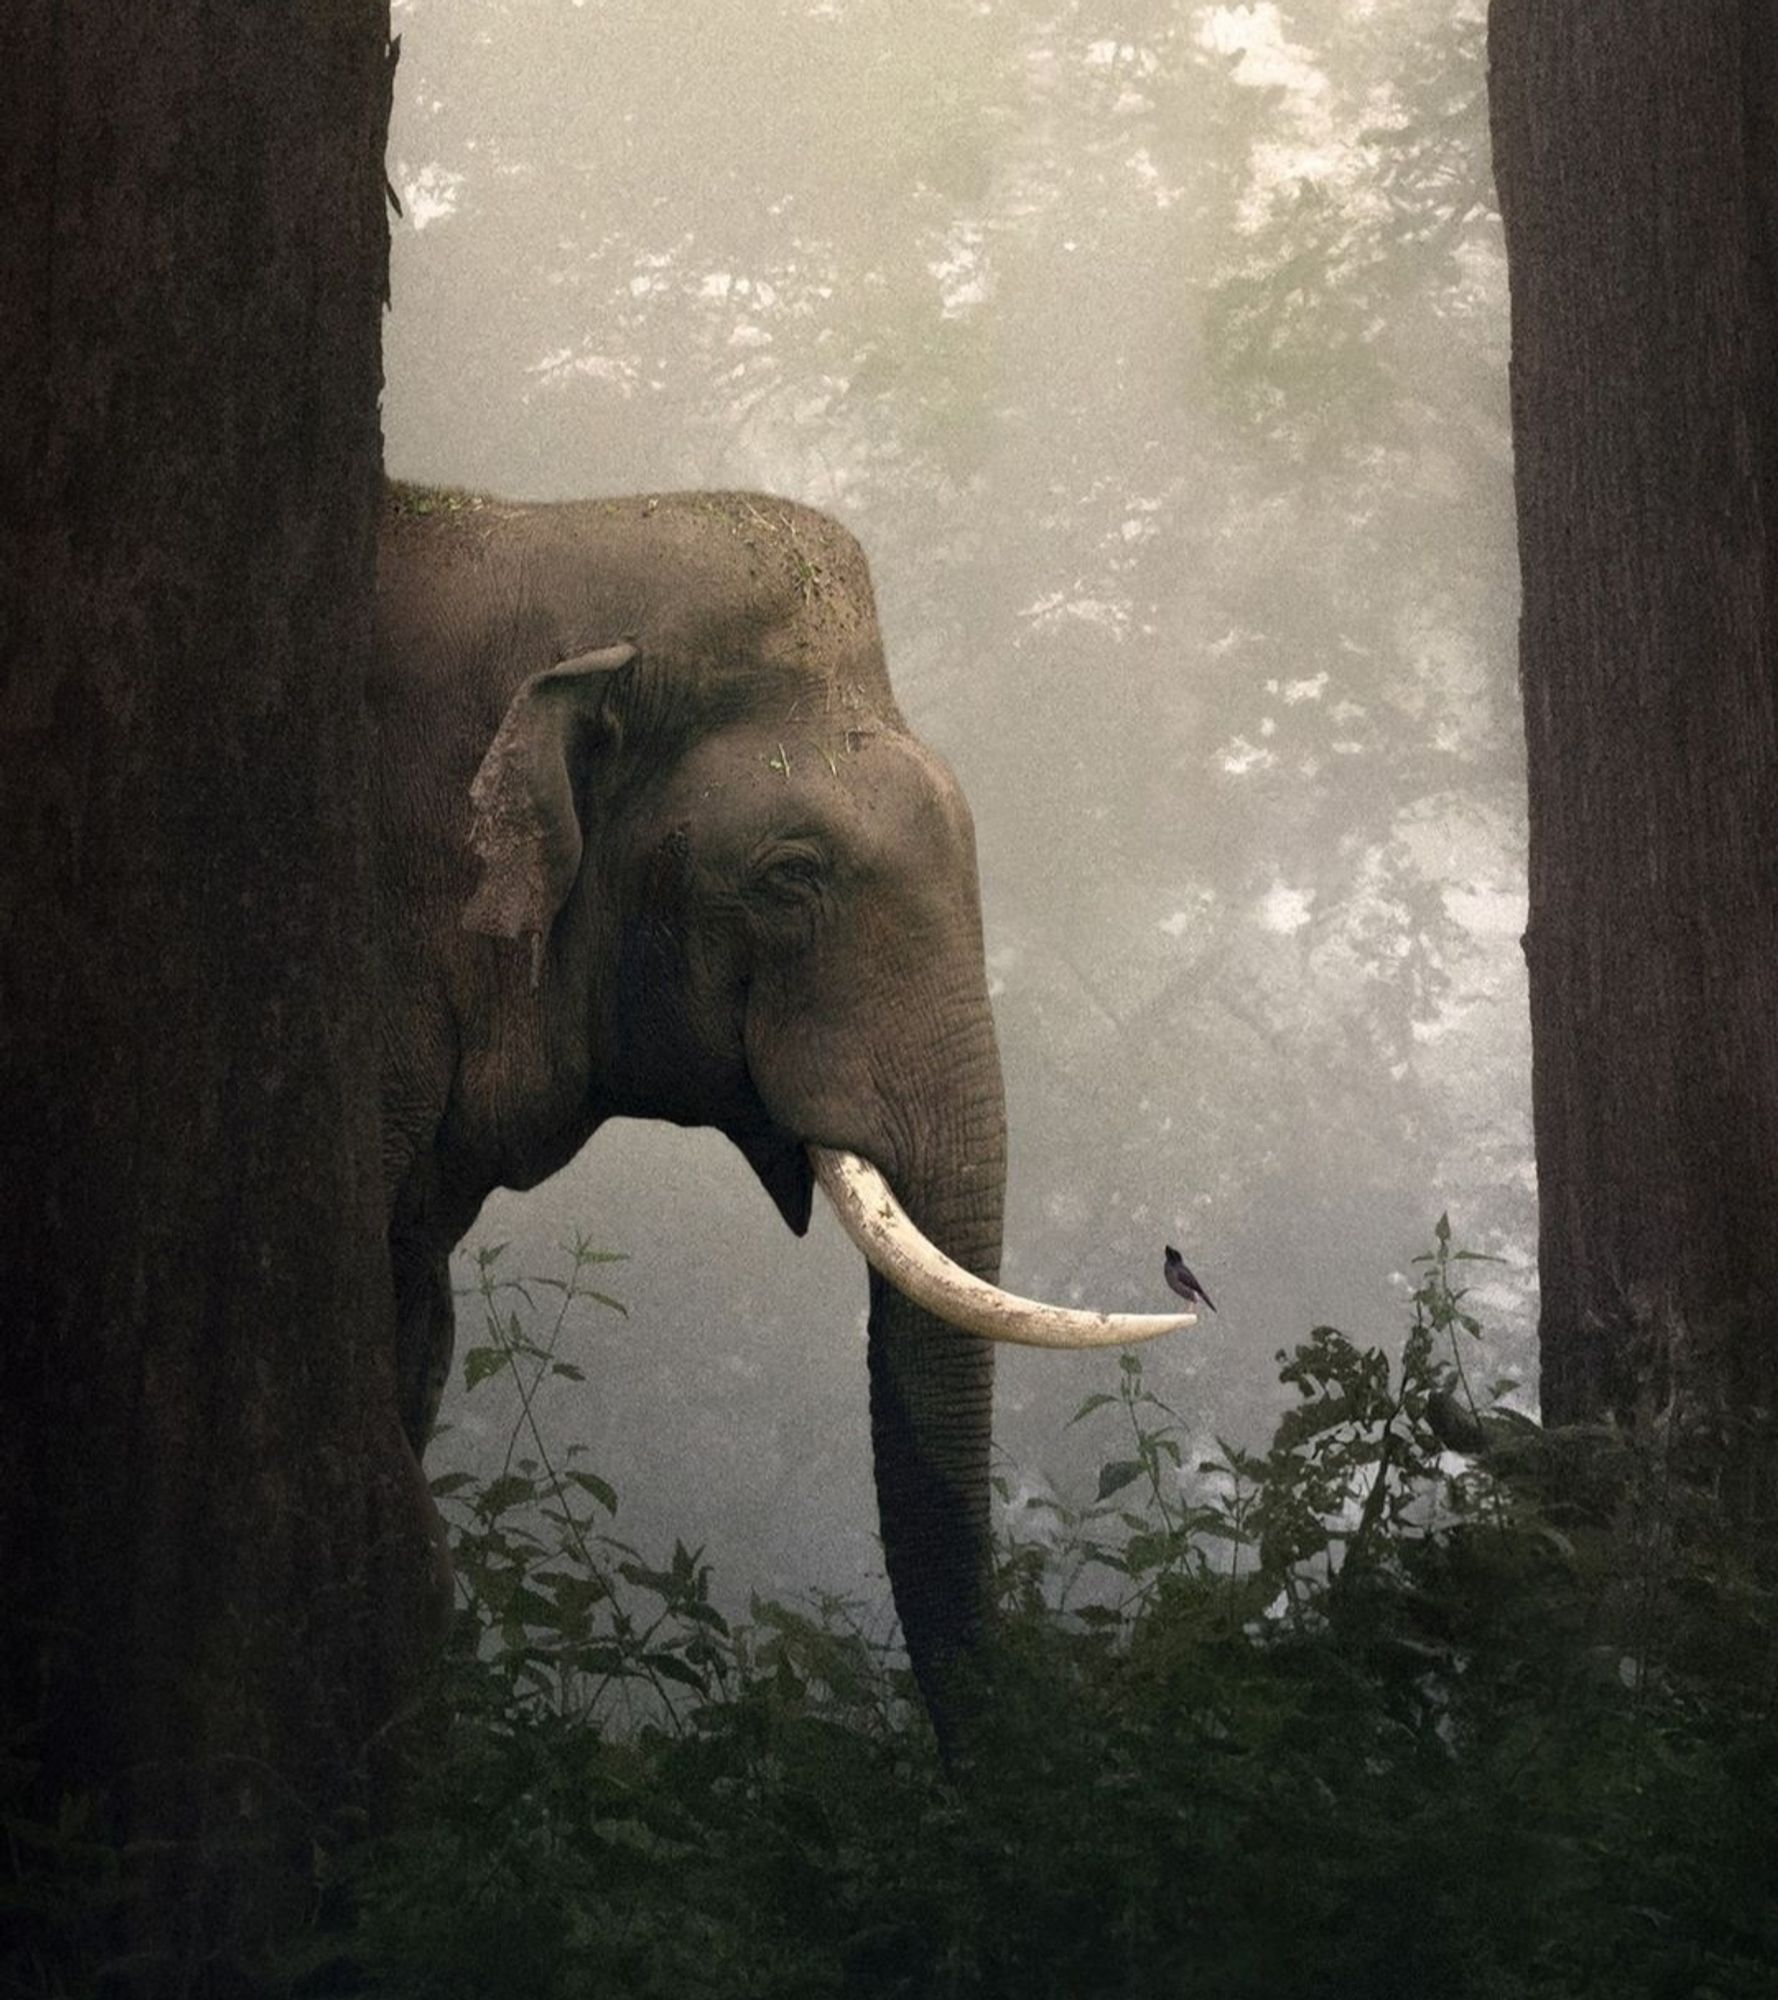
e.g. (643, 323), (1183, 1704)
(305, 1225), (1778, 1999)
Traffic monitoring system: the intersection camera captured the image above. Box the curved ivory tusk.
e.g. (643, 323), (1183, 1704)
(809, 1145), (1196, 1349)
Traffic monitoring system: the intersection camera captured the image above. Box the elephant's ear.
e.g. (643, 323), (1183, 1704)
(463, 642), (638, 979)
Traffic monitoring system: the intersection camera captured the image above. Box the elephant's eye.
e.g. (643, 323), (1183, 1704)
(750, 841), (826, 905)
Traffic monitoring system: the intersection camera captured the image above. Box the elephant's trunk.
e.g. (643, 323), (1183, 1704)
(809, 1112), (1194, 1749)
(867, 1268), (996, 1750)
(853, 1069), (1007, 1751)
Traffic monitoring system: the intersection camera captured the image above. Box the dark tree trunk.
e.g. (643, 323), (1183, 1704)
(0, 5), (439, 1987)
(1489, 4), (1778, 1469)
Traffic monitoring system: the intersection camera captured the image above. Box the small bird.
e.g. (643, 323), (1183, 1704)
(1163, 1246), (1216, 1313)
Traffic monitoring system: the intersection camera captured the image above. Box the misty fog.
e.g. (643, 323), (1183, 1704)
(383, 0), (1525, 1613)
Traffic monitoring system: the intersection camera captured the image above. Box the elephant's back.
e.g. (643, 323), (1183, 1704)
(370, 481), (900, 798)
(378, 484), (883, 670)
(377, 484), (530, 679)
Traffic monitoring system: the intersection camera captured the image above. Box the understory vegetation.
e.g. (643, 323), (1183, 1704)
(284, 1225), (1777, 2000)
(9, 1230), (1775, 1997)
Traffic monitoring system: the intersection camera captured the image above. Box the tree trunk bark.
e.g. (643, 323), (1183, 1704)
(1489, 4), (1778, 1475)
(0, 4), (439, 1986)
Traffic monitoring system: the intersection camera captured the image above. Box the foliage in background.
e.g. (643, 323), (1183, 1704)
(282, 1227), (1778, 2000)
(386, 0), (1538, 1424)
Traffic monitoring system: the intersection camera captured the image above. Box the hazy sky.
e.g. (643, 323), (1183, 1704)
(384, 0), (1525, 1609)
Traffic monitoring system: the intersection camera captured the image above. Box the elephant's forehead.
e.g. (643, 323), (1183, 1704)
(667, 724), (971, 855)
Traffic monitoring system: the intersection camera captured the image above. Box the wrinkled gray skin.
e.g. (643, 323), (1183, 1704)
(372, 487), (1005, 1744)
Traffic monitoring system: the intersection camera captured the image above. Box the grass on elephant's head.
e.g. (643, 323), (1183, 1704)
(310, 1223), (1778, 2000)
(383, 478), (489, 518)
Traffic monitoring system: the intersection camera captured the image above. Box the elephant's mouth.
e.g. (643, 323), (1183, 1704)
(808, 1146), (1197, 1350)
(729, 1123), (816, 1236)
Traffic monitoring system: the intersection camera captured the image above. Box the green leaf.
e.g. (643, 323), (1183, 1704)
(1124, 1530), (1170, 1575)
(536, 1570), (609, 1612)
(478, 1473), (538, 1517)
(463, 1346), (507, 1390)
(576, 1645), (633, 1677)
(677, 1600), (731, 1634)
(618, 1561), (679, 1599)
(506, 1585), (560, 1627)
(551, 1361), (587, 1382)
(1097, 1459), (1145, 1500)
(566, 1469), (619, 1513)
(645, 1653), (709, 1691)
(1069, 1392), (1118, 1425)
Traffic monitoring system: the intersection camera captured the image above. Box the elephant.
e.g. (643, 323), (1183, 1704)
(371, 484), (1192, 1745)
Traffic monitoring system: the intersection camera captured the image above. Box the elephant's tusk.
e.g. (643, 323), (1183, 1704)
(809, 1145), (1197, 1349)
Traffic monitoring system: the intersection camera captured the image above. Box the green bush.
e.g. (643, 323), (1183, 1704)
(299, 1225), (1778, 2000)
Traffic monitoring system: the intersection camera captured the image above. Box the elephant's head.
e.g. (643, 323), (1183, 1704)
(407, 491), (1190, 1741)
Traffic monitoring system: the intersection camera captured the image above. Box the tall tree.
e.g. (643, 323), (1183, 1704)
(0, 4), (439, 1984)
(1489, 4), (1778, 1454)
